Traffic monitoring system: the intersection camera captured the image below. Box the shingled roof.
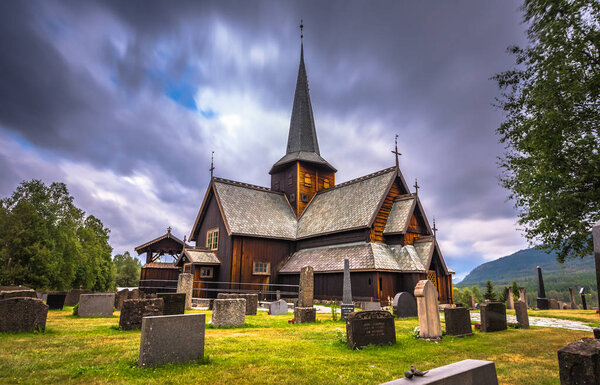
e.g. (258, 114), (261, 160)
(175, 248), (221, 267)
(413, 236), (449, 275)
(383, 196), (416, 234)
(279, 242), (430, 274)
(296, 167), (397, 239)
(212, 179), (297, 240)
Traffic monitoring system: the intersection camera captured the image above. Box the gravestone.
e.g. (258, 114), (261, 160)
(505, 287), (514, 310)
(298, 266), (314, 307)
(469, 295), (476, 309)
(157, 293), (186, 315)
(130, 288), (143, 300)
(380, 359), (499, 385)
(519, 287), (527, 307)
(294, 306), (317, 323)
(276, 290), (281, 301)
(138, 313), (205, 367)
(569, 287), (578, 309)
(414, 280), (442, 340)
(115, 289), (130, 310)
(536, 266), (550, 309)
(64, 289), (90, 306)
(558, 337), (600, 385)
(341, 258), (354, 319)
(514, 300), (529, 329)
(212, 298), (245, 327)
(362, 302), (382, 311)
(549, 298), (560, 310)
(480, 302), (507, 332)
(177, 273), (194, 310)
(46, 293), (67, 310)
(443, 307), (473, 337)
(594, 328), (600, 339)
(216, 293), (258, 315)
(269, 299), (288, 315)
(581, 288), (588, 310)
(119, 298), (164, 330)
(0, 297), (48, 333)
(78, 293), (115, 316)
(346, 310), (395, 349)
(393, 292), (417, 318)
(0, 289), (37, 300)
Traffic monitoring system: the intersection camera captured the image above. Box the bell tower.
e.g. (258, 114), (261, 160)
(270, 23), (336, 217)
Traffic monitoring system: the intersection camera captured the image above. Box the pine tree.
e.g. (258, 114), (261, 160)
(484, 280), (496, 301)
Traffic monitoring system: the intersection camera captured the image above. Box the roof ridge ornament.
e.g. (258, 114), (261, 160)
(414, 178), (420, 195)
(391, 134), (401, 170)
(209, 151), (215, 179)
(432, 217), (438, 238)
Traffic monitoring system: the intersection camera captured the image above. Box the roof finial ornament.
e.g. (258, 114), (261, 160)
(167, 226), (172, 235)
(391, 134), (401, 169)
(300, 19), (304, 42)
(414, 178), (420, 195)
(209, 151), (215, 179)
(432, 217), (438, 238)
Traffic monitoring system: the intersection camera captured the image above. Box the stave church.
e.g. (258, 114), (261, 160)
(137, 36), (454, 305)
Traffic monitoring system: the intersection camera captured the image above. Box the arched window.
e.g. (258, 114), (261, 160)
(304, 172), (311, 187)
(323, 178), (330, 189)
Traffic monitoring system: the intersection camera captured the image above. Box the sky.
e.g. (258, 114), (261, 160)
(0, 0), (532, 282)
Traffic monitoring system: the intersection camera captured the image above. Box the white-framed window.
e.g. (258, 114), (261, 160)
(199, 267), (213, 278)
(206, 228), (219, 250)
(253, 261), (270, 275)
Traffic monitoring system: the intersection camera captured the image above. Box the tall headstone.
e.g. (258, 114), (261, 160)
(518, 287), (527, 307)
(514, 300), (529, 329)
(393, 292), (417, 318)
(177, 273), (194, 310)
(341, 258), (354, 319)
(558, 338), (600, 385)
(480, 302), (507, 332)
(138, 313), (205, 367)
(469, 295), (476, 309)
(414, 280), (442, 341)
(505, 287), (514, 310)
(581, 288), (588, 310)
(569, 287), (577, 309)
(298, 266), (314, 307)
(536, 266), (550, 310)
(594, 220), (600, 315)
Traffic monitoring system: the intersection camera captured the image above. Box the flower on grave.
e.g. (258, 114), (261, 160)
(288, 318), (295, 323)
(474, 323), (481, 329)
(596, 310), (599, 314)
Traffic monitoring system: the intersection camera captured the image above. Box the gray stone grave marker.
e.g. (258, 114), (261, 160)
(414, 280), (442, 340)
(157, 293), (186, 315)
(119, 298), (164, 330)
(295, 265), (316, 323)
(0, 297), (48, 333)
(64, 289), (90, 306)
(505, 287), (514, 310)
(341, 258), (354, 319)
(469, 295), (476, 309)
(444, 307), (473, 337)
(216, 293), (258, 315)
(346, 310), (395, 349)
(514, 300), (529, 329)
(519, 287), (527, 307)
(211, 298), (245, 327)
(480, 302), (507, 332)
(138, 313), (205, 367)
(393, 292), (417, 318)
(269, 299), (288, 315)
(549, 298), (560, 309)
(177, 273), (194, 310)
(380, 359), (498, 385)
(569, 287), (577, 309)
(78, 293), (115, 317)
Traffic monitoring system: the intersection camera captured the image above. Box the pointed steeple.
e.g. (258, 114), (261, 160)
(286, 42), (320, 155)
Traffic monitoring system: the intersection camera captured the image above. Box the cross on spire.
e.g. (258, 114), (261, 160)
(391, 134), (401, 169)
(300, 19), (303, 41)
(167, 226), (172, 235)
(209, 151), (215, 178)
(414, 178), (420, 195)
(432, 217), (438, 237)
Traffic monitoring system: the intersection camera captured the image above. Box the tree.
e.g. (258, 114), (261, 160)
(484, 280), (497, 301)
(493, 0), (600, 262)
(0, 180), (115, 291)
(512, 281), (520, 301)
(114, 251), (141, 287)
(471, 286), (483, 304)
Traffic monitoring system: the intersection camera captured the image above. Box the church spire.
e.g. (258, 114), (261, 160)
(286, 22), (320, 155)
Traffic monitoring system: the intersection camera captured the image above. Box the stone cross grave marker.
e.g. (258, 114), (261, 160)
(138, 313), (205, 367)
(345, 310), (395, 349)
(341, 258), (354, 319)
(414, 279), (442, 340)
(177, 273), (194, 310)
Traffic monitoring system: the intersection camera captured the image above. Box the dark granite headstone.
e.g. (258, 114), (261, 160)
(346, 310), (396, 349)
(444, 307), (473, 337)
(480, 302), (507, 332)
(537, 297), (550, 310)
(537, 265), (546, 298)
(157, 293), (186, 315)
(0, 297), (48, 333)
(0, 290), (37, 300)
(558, 338), (600, 385)
(64, 289), (91, 306)
(380, 359), (498, 385)
(393, 292), (417, 318)
(119, 298), (164, 330)
(46, 293), (67, 310)
(594, 328), (600, 339)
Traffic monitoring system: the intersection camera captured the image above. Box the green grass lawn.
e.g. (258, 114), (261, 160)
(0, 307), (592, 385)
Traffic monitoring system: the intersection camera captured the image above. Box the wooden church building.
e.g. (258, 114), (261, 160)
(176, 41), (455, 304)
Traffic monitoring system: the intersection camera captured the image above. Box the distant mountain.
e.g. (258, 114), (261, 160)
(456, 247), (596, 292)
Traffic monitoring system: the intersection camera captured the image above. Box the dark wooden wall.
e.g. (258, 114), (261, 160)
(270, 163), (298, 212)
(195, 193), (232, 284)
(296, 228), (368, 250)
(139, 267), (179, 294)
(297, 162), (335, 217)
(370, 181), (402, 243)
(192, 265), (219, 299)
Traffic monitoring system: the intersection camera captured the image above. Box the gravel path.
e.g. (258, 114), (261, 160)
(466, 312), (593, 332)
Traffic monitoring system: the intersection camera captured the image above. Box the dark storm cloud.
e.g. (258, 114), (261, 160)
(0, 0), (530, 277)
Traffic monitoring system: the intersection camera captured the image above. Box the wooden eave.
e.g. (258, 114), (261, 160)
(134, 233), (186, 255)
(189, 180), (232, 240)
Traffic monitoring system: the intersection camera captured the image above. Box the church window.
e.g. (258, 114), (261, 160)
(253, 261), (270, 275)
(301, 193), (309, 203)
(206, 228), (219, 250)
(304, 173), (311, 187)
(200, 267), (213, 278)
(183, 263), (192, 274)
(323, 178), (330, 189)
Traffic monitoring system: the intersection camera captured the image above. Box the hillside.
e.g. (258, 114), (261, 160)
(456, 248), (597, 293)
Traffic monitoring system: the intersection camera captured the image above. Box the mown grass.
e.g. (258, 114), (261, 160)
(0, 307), (592, 384)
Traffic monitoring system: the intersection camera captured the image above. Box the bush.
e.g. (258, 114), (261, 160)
(72, 303), (79, 316)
